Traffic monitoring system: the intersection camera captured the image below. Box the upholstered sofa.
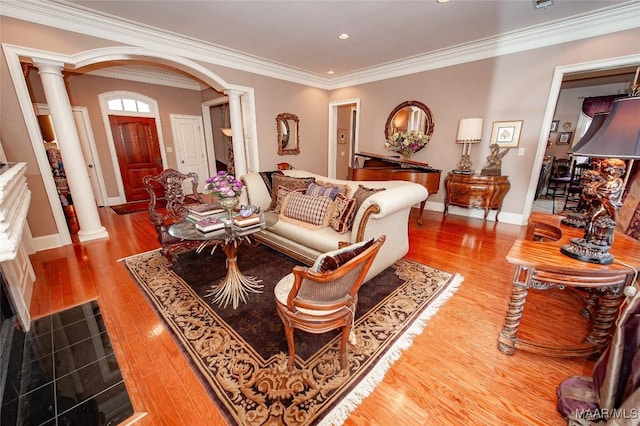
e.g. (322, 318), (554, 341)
(241, 169), (428, 281)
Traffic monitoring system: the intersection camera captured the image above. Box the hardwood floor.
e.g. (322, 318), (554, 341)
(28, 207), (596, 425)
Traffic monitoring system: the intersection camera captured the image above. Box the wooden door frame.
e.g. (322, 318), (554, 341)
(99, 91), (168, 205)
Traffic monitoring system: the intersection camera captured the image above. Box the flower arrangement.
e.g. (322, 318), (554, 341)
(385, 130), (430, 158)
(203, 171), (244, 199)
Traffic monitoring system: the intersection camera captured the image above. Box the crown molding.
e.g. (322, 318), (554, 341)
(2, 0), (639, 91)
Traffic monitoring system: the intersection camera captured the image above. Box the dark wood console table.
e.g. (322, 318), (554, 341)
(498, 212), (640, 357)
(443, 173), (510, 221)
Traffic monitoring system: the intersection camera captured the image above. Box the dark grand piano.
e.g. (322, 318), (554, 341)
(347, 152), (441, 226)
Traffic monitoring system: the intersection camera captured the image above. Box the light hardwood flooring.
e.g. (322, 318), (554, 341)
(28, 207), (596, 425)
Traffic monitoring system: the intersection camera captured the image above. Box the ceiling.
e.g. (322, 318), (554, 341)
(52, 0), (634, 78)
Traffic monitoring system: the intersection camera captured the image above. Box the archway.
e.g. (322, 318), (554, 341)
(3, 44), (259, 248)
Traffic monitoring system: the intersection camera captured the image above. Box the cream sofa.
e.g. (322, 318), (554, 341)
(241, 169), (429, 281)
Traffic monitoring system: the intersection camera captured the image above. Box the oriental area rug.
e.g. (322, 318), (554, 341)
(122, 243), (462, 425)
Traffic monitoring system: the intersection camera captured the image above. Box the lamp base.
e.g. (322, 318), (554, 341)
(560, 237), (614, 265)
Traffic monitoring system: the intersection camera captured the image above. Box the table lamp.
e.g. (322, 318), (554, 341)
(560, 94), (640, 264)
(455, 118), (483, 174)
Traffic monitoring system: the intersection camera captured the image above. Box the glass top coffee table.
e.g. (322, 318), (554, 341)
(168, 217), (266, 309)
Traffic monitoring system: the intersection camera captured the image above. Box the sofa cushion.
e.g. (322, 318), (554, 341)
(269, 175), (316, 210)
(317, 180), (351, 198)
(352, 184), (385, 211)
(273, 185), (305, 214)
(258, 170), (283, 198)
(329, 193), (357, 234)
(280, 192), (334, 229)
(305, 182), (343, 200)
(311, 238), (375, 273)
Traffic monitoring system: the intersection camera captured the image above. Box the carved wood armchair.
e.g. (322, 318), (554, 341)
(143, 168), (204, 266)
(274, 236), (385, 371)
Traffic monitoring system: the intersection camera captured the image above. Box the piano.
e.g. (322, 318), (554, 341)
(347, 152), (441, 226)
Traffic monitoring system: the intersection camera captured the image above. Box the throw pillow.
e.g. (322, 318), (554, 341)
(316, 180), (351, 198)
(305, 182), (342, 200)
(258, 170), (283, 198)
(280, 192), (334, 229)
(329, 193), (357, 234)
(273, 185), (306, 214)
(312, 238), (375, 273)
(352, 184), (385, 211)
(269, 175), (316, 210)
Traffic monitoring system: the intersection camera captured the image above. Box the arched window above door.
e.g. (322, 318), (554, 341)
(107, 98), (151, 113)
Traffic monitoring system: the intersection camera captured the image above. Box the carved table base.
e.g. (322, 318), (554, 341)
(204, 239), (263, 309)
(498, 264), (627, 358)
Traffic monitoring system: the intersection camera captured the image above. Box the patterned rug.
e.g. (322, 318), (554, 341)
(122, 244), (462, 425)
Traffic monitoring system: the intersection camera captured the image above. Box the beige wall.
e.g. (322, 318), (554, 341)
(1, 15), (639, 240)
(330, 30), (640, 214)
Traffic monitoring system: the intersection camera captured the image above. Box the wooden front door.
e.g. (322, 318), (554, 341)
(109, 115), (163, 202)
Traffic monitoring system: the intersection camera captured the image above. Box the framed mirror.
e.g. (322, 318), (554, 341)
(277, 112), (300, 155)
(384, 100), (435, 141)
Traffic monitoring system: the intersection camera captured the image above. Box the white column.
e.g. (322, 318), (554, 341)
(33, 59), (108, 242)
(225, 89), (248, 179)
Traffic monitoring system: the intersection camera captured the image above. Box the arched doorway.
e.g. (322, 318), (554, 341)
(3, 45), (259, 247)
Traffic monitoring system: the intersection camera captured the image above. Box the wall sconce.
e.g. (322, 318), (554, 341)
(561, 95), (640, 264)
(454, 118), (483, 174)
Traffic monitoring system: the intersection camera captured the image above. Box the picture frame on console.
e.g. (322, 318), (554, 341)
(490, 120), (523, 148)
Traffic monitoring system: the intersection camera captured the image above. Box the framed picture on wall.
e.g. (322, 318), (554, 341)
(490, 120), (523, 148)
(337, 128), (348, 144)
(550, 120), (559, 132)
(557, 131), (572, 145)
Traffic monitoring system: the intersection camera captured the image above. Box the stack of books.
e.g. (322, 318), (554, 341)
(195, 216), (225, 233)
(186, 202), (224, 223)
(233, 213), (262, 229)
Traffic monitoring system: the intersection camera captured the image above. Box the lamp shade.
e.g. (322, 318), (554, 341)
(456, 118), (483, 143)
(569, 112), (609, 153)
(569, 96), (640, 159)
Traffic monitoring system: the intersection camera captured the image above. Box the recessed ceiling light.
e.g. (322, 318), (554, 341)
(327, 70), (335, 75)
(436, 0), (450, 3)
(338, 33), (349, 40)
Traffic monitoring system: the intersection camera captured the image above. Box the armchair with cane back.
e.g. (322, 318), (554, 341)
(274, 236), (385, 371)
(143, 168), (211, 267)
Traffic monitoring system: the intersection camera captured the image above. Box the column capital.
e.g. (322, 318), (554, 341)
(224, 89), (244, 99)
(32, 58), (65, 76)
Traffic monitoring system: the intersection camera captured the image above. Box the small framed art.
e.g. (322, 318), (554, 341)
(550, 120), (559, 133)
(490, 120), (523, 148)
(557, 131), (572, 145)
(337, 128), (348, 144)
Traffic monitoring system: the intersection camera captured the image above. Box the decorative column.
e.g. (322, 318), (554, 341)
(225, 89), (248, 180)
(33, 59), (108, 242)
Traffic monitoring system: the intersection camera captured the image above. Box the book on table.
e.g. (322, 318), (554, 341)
(233, 213), (262, 227)
(187, 202), (223, 218)
(195, 216), (225, 233)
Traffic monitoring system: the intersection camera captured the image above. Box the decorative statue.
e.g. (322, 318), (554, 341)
(561, 158), (626, 264)
(481, 143), (509, 176)
(561, 169), (604, 228)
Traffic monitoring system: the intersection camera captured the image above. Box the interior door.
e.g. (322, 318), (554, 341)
(109, 115), (163, 201)
(171, 114), (209, 193)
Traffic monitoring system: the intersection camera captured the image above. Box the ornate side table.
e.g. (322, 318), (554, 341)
(498, 213), (640, 357)
(168, 218), (266, 309)
(444, 173), (510, 221)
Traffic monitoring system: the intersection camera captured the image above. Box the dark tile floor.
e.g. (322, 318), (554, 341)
(1, 300), (134, 425)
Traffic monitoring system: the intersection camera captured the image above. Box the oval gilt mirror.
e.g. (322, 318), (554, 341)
(277, 112), (300, 155)
(384, 100), (435, 142)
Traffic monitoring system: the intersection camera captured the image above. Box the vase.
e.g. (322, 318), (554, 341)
(219, 196), (240, 220)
